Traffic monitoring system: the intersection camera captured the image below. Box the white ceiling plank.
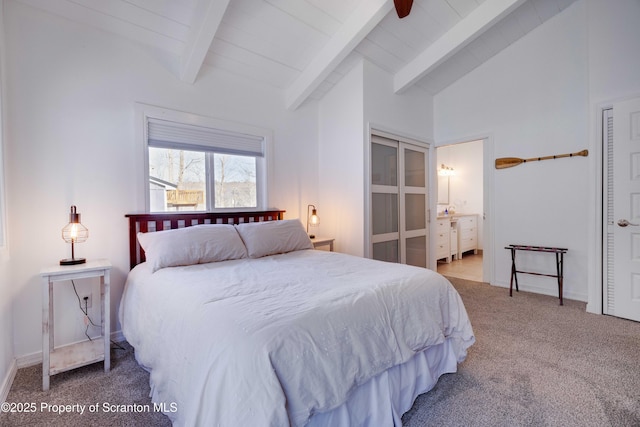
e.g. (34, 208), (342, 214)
(365, 25), (417, 63)
(205, 39), (298, 87)
(418, 0), (462, 30)
(180, 0), (230, 84)
(123, 0), (198, 26)
(221, 1), (327, 70)
(393, 0), (527, 93)
(305, 0), (360, 23)
(354, 39), (402, 74)
(263, 0), (341, 36)
(446, 0), (480, 18)
(285, 0), (393, 110)
(18, 0), (185, 53)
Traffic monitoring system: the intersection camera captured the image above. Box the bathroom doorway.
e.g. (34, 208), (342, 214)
(436, 139), (485, 282)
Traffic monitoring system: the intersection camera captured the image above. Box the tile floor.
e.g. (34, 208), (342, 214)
(437, 253), (483, 282)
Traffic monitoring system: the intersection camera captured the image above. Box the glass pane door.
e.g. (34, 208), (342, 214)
(371, 138), (399, 263)
(404, 148), (425, 188)
(370, 137), (429, 267)
(401, 146), (428, 267)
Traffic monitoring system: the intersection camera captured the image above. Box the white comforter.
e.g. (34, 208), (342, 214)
(120, 250), (474, 426)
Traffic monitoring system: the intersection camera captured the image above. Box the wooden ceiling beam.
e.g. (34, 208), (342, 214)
(180, 0), (231, 84)
(285, 0), (393, 110)
(393, 0), (527, 93)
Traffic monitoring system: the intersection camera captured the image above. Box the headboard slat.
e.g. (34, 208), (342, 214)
(125, 210), (286, 269)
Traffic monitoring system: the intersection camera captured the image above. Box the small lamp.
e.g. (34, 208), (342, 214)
(307, 204), (320, 239)
(439, 164), (455, 176)
(60, 205), (88, 265)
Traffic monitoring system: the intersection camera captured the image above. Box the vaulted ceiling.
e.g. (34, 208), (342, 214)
(17, 0), (577, 109)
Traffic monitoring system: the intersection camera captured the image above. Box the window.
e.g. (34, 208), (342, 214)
(141, 108), (269, 212)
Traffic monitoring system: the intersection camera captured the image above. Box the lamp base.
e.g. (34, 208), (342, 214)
(60, 258), (86, 266)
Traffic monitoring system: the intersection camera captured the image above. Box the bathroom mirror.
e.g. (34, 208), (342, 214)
(437, 175), (449, 204)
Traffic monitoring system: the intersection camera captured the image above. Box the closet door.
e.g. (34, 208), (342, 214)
(370, 135), (429, 267)
(402, 145), (428, 267)
(371, 136), (399, 263)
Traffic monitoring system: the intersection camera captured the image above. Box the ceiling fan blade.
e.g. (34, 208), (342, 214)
(394, 0), (414, 18)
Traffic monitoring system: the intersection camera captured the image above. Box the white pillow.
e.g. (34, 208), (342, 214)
(235, 219), (313, 258)
(137, 224), (247, 272)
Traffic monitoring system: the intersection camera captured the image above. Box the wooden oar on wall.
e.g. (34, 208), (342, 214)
(495, 149), (588, 169)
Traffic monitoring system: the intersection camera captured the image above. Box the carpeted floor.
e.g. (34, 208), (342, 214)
(2, 277), (639, 426)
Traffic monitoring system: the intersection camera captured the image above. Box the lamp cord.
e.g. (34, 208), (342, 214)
(71, 280), (125, 350)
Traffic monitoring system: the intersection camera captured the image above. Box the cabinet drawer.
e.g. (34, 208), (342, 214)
(460, 227), (476, 239)
(436, 232), (448, 243)
(436, 219), (450, 231)
(436, 244), (449, 259)
(460, 236), (476, 251)
(458, 216), (476, 230)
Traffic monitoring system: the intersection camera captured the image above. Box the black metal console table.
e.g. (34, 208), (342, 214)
(505, 245), (568, 305)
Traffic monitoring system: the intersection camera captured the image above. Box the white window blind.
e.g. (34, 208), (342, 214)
(147, 118), (265, 157)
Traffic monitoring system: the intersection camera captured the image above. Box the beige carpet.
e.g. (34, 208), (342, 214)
(3, 277), (639, 426)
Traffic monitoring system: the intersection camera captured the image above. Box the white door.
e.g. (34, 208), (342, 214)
(607, 97), (640, 321)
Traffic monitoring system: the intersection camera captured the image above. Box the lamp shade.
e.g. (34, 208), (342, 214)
(307, 204), (320, 238)
(60, 205), (88, 265)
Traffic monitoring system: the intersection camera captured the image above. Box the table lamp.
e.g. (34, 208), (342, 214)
(307, 204), (320, 239)
(60, 205), (88, 265)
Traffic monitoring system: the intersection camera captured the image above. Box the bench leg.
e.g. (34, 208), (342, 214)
(557, 253), (564, 306)
(509, 248), (518, 296)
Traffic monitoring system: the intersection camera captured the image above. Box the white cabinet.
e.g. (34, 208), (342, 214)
(435, 218), (451, 262)
(456, 215), (478, 259)
(450, 227), (458, 259)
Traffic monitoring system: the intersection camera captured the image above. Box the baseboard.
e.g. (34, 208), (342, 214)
(111, 330), (125, 343)
(15, 330), (126, 369)
(492, 281), (588, 303)
(1, 358), (17, 403)
(16, 351), (41, 368)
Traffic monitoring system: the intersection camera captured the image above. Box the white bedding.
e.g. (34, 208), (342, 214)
(120, 249), (475, 426)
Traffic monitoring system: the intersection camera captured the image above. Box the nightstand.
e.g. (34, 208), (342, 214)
(310, 237), (334, 251)
(40, 259), (111, 391)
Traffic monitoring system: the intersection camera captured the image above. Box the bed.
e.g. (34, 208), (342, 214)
(120, 210), (475, 426)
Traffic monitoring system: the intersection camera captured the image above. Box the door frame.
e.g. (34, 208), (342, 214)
(435, 134), (495, 284)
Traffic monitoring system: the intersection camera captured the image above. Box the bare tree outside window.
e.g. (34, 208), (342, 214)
(148, 148), (257, 211)
(214, 154), (256, 208)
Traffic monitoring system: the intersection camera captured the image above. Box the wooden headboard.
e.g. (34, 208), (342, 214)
(125, 210), (286, 269)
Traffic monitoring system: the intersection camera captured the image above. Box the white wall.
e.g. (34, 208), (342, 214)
(318, 61), (365, 256)
(318, 59), (433, 257)
(587, 0), (640, 104)
(4, 1), (319, 358)
(0, 0), (15, 399)
(0, 259), (12, 400)
(435, 1), (590, 301)
(363, 60), (433, 141)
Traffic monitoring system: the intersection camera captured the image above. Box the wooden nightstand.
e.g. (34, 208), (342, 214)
(310, 237), (334, 251)
(40, 259), (111, 390)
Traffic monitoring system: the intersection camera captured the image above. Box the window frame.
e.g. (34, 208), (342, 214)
(136, 103), (272, 213)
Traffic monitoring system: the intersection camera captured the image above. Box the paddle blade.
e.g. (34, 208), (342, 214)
(394, 0), (413, 18)
(495, 157), (524, 169)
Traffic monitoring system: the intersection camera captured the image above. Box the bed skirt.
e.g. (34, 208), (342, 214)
(308, 338), (459, 426)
